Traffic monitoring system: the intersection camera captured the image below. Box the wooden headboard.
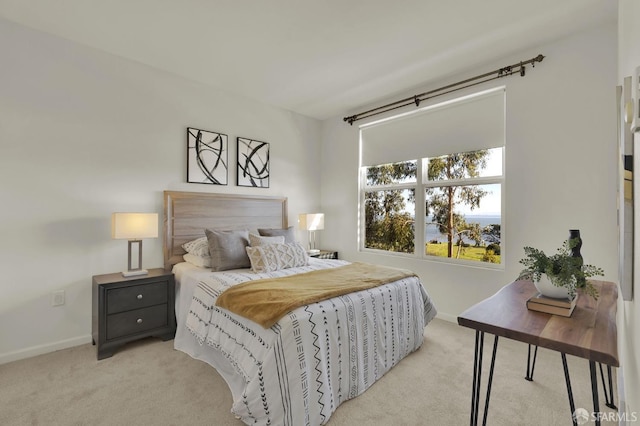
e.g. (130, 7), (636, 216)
(163, 191), (288, 270)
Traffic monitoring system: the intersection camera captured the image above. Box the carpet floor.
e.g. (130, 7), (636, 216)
(0, 318), (618, 425)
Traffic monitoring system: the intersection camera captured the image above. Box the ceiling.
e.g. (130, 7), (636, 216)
(0, 0), (617, 120)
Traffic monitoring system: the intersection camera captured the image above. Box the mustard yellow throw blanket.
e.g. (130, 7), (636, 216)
(215, 262), (417, 328)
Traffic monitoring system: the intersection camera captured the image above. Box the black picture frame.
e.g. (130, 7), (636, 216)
(237, 137), (270, 188)
(186, 127), (228, 185)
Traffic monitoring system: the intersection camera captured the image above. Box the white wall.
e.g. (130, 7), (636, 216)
(1, 17), (628, 410)
(618, 0), (640, 419)
(321, 22), (618, 322)
(0, 18), (323, 363)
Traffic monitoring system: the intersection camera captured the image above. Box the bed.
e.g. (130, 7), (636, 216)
(164, 190), (437, 426)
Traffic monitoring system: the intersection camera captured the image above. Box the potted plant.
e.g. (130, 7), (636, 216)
(518, 237), (604, 300)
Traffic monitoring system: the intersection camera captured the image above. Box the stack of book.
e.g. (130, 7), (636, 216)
(526, 293), (578, 317)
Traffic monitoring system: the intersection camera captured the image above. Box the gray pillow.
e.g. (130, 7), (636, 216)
(249, 233), (285, 247)
(204, 228), (250, 271)
(257, 226), (296, 243)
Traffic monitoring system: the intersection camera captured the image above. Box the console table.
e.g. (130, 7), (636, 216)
(457, 279), (618, 426)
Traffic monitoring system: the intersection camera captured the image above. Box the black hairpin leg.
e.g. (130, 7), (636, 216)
(469, 331), (499, 426)
(590, 361), (601, 426)
(470, 331), (484, 426)
(525, 344), (538, 381)
(598, 363), (617, 409)
(482, 336), (499, 426)
(562, 354), (607, 426)
(561, 353), (578, 426)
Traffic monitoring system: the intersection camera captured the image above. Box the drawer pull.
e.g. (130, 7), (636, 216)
(136, 318), (143, 324)
(137, 294), (143, 300)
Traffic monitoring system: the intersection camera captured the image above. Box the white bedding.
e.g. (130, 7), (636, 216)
(173, 258), (437, 426)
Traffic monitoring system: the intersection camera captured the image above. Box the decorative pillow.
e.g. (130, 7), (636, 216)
(205, 228), (251, 271)
(257, 226), (296, 243)
(181, 236), (209, 257)
(183, 252), (212, 268)
(246, 241), (309, 273)
(249, 233), (285, 247)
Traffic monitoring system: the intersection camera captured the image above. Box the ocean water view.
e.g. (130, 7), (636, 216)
(425, 215), (501, 244)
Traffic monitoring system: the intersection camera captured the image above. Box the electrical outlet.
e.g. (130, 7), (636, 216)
(52, 290), (65, 307)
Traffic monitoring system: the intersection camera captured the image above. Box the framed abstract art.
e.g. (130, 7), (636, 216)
(187, 127), (228, 185)
(237, 137), (270, 188)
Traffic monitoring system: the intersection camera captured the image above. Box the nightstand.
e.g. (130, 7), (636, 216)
(309, 250), (338, 259)
(92, 268), (176, 360)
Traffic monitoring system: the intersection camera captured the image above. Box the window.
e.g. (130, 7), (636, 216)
(359, 88), (505, 266)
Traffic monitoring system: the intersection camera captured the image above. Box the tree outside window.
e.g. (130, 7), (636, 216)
(364, 162), (416, 253)
(363, 148), (502, 265)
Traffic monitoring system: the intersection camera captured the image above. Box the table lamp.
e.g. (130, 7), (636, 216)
(298, 213), (324, 254)
(111, 212), (158, 277)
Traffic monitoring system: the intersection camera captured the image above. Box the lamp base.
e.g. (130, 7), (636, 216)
(122, 269), (149, 277)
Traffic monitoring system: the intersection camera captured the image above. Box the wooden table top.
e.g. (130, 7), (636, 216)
(457, 280), (618, 367)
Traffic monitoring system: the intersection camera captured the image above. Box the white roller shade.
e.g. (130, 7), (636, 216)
(360, 88), (505, 167)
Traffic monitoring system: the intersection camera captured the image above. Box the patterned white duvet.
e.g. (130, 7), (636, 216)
(173, 258), (437, 426)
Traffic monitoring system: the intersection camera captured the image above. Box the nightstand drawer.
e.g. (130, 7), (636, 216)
(106, 281), (168, 314)
(106, 304), (168, 340)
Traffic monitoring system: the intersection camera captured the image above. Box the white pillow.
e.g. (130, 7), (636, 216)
(246, 242), (309, 273)
(181, 236), (209, 257)
(183, 252), (212, 268)
(249, 233), (285, 247)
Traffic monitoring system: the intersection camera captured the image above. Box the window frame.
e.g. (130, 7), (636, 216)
(360, 151), (504, 268)
(421, 151), (504, 267)
(358, 88), (506, 269)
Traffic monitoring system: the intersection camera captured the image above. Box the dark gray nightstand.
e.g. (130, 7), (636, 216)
(92, 268), (176, 360)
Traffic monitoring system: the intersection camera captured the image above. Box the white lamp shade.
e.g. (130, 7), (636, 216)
(299, 213), (324, 231)
(111, 213), (159, 240)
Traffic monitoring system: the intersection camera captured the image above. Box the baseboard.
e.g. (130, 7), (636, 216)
(435, 312), (458, 323)
(617, 365), (629, 425)
(1, 313), (454, 364)
(0, 335), (92, 365)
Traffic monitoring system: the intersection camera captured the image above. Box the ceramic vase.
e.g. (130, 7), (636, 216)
(569, 229), (583, 258)
(534, 274), (570, 299)
(569, 229), (585, 285)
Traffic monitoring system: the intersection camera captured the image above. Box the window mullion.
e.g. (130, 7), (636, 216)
(423, 176), (502, 188)
(414, 160), (426, 257)
(364, 182), (416, 192)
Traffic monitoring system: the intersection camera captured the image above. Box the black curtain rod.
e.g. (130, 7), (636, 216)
(343, 54), (545, 125)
